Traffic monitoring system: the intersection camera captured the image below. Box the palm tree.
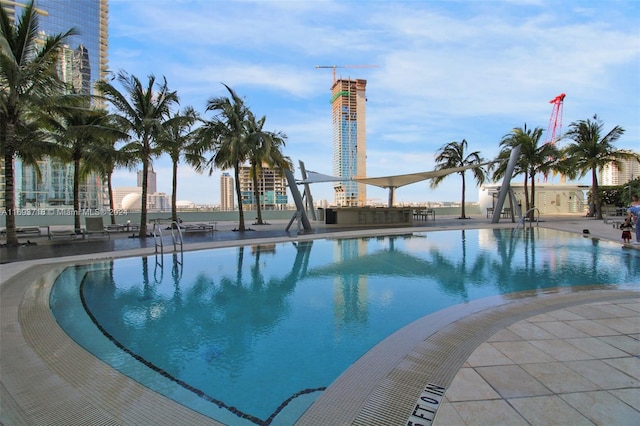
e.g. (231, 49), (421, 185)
(245, 111), (292, 225)
(493, 124), (560, 221)
(96, 72), (179, 237)
(85, 115), (132, 225)
(431, 139), (487, 219)
(0, 1), (77, 245)
(562, 115), (635, 219)
(157, 106), (201, 223)
(44, 106), (125, 232)
(198, 84), (251, 231)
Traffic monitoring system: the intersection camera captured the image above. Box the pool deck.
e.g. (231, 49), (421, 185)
(1, 214), (638, 425)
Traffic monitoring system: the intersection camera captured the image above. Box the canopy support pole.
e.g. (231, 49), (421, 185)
(284, 169), (312, 232)
(492, 146), (520, 224)
(299, 161), (316, 221)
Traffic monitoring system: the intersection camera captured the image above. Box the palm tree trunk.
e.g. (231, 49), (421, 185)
(171, 160), (178, 223)
(529, 174), (536, 222)
(139, 157), (149, 238)
(523, 175), (530, 220)
(73, 158), (81, 233)
(460, 173), (466, 219)
(3, 130), (18, 245)
(107, 171), (116, 225)
(592, 168), (602, 220)
(234, 163), (245, 231)
(252, 162), (264, 224)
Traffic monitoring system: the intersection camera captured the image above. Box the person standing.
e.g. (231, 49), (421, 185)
(621, 217), (633, 244)
(628, 194), (640, 244)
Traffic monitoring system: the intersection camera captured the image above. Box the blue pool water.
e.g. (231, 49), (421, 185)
(50, 228), (639, 425)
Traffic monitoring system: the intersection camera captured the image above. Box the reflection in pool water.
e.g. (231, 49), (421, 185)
(50, 228), (639, 425)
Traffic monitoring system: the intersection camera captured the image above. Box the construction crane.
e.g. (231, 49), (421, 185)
(545, 93), (566, 145)
(543, 93), (566, 182)
(315, 64), (378, 84)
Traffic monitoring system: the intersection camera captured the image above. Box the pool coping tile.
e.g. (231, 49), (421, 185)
(1, 219), (639, 425)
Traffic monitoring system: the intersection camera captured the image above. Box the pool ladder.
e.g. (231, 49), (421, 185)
(514, 207), (540, 233)
(152, 220), (184, 258)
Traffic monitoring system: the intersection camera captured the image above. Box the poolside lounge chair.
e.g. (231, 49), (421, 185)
(49, 228), (79, 240)
(182, 222), (216, 234)
(0, 226), (43, 237)
(85, 217), (110, 239)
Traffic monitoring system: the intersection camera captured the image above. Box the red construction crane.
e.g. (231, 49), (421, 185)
(545, 93), (566, 145)
(315, 64), (378, 85)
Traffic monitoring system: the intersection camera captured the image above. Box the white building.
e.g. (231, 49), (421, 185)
(113, 187), (141, 210)
(220, 172), (234, 211)
(479, 183), (589, 216)
(147, 192), (169, 211)
(600, 156), (640, 186)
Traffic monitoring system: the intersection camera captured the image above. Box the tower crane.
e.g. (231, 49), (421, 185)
(543, 93), (566, 182)
(545, 93), (566, 145)
(315, 64), (378, 84)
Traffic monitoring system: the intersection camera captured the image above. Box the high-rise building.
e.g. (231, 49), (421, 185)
(19, 158), (102, 208)
(220, 172), (235, 211)
(1, 0), (109, 210)
(331, 78), (367, 206)
(137, 168), (157, 195)
(238, 166), (288, 210)
(2, 0), (109, 99)
(600, 156), (640, 186)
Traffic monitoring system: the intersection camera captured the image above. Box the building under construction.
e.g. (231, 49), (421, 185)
(331, 78), (368, 207)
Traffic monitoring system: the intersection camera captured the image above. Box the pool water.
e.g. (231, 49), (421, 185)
(50, 228), (639, 425)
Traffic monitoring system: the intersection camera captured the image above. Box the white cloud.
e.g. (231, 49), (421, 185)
(106, 0), (640, 204)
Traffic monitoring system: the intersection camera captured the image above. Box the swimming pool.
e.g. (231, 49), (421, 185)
(50, 228), (639, 425)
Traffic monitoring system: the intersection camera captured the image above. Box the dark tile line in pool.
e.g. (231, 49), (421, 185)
(76, 273), (323, 426)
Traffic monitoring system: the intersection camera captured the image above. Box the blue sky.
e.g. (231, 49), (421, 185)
(107, 0), (640, 205)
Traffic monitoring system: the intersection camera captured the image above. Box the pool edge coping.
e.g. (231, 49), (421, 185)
(1, 225), (638, 425)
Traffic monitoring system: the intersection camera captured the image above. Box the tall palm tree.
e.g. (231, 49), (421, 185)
(493, 124), (560, 221)
(157, 106), (201, 223)
(430, 139), (487, 219)
(44, 106), (125, 231)
(86, 119), (131, 225)
(0, 1), (77, 245)
(198, 84), (251, 231)
(96, 72), (179, 237)
(562, 115), (634, 219)
(245, 111), (292, 225)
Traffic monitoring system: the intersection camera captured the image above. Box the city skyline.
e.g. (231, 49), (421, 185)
(104, 1), (639, 205)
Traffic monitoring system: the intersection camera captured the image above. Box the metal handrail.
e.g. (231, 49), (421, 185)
(514, 207), (540, 232)
(170, 220), (183, 254)
(153, 220), (184, 257)
(153, 221), (164, 255)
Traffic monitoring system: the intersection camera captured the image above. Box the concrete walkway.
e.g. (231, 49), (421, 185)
(1, 214), (638, 425)
(434, 298), (640, 425)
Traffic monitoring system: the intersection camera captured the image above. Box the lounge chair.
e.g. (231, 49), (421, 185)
(49, 228), (79, 240)
(85, 217), (110, 239)
(182, 222), (216, 234)
(1, 227), (43, 237)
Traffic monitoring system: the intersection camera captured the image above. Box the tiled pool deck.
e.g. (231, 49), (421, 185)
(1, 215), (638, 425)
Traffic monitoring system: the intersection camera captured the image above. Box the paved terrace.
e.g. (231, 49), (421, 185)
(1, 214), (638, 425)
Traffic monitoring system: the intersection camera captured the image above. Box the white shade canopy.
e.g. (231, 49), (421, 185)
(300, 162), (494, 189)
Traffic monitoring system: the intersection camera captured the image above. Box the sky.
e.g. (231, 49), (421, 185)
(107, 0), (640, 206)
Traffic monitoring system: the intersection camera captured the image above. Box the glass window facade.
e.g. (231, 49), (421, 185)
(5, 0), (110, 209)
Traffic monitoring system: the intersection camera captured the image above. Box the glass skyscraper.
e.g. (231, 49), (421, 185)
(28, 0), (108, 92)
(1, 0), (109, 209)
